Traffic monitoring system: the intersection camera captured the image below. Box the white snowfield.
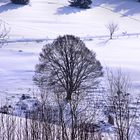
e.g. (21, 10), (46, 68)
(0, 0), (140, 103)
(1, 0), (140, 39)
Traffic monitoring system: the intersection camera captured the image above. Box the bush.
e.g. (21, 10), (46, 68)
(0, 20), (10, 46)
(11, 0), (29, 5)
(69, 0), (92, 9)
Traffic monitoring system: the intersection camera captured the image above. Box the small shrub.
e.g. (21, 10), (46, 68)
(11, 0), (29, 5)
(0, 20), (10, 46)
(69, 0), (92, 9)
(0, 105), (12, 114)
(20, 94), (31, 100)
(106, 22), (119, 39)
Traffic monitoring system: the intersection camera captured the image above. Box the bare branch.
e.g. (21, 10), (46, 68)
(106, 22), (119, 39)
(0, 20), (10, 46)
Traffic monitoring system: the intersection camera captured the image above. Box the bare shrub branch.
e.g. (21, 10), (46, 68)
(106, 22), (119, 39)
(105, 70), (137, 140)
(0, 20), (10, 46)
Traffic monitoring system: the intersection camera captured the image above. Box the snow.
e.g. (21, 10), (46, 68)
(0, 42), (42, 104)
(0, 0), (140, 39)
(0, 0), (140, 101)
(0, 0), (140, 138)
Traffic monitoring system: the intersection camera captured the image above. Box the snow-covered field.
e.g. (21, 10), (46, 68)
(0, 0), (140, 103)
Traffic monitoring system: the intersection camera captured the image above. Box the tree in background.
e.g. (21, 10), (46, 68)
(11, 0), (29, 4)
(106, 22), (119, 39)
(69, 0), (92, 9)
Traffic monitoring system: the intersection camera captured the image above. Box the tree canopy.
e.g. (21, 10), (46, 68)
(34, 35), (103, 101)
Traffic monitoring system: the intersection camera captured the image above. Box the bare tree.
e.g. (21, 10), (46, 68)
(53, 89), (102, 140)
(106, 22), (119, 39)
(0, 20), (10, 46)
(34, 35), (103, 102)
(33, 35), (103, 140)
(106, 70), (137, 140)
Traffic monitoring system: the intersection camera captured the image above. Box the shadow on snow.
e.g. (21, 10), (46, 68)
(92, 0), (140, 16)
(0, 2), (25, 13)
(56, 5), (87, 15)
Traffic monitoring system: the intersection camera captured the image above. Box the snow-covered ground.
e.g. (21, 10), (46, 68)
(0, 0), (140, 102)
(1, 0), (140, 39)
(0, 42), (42, 104)
(0, 0), (140, 139)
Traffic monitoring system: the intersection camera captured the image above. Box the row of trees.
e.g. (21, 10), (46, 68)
(9, 0), (140, 9)
(0, 70), (139, 140)
(0, 107), (102, 140)
(10, 0), (92, 9)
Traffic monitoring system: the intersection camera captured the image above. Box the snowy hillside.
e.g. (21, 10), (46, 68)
(0, 0), (140, 139)
(0, 0), (140, 102)
(1, 0), (140, 39)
